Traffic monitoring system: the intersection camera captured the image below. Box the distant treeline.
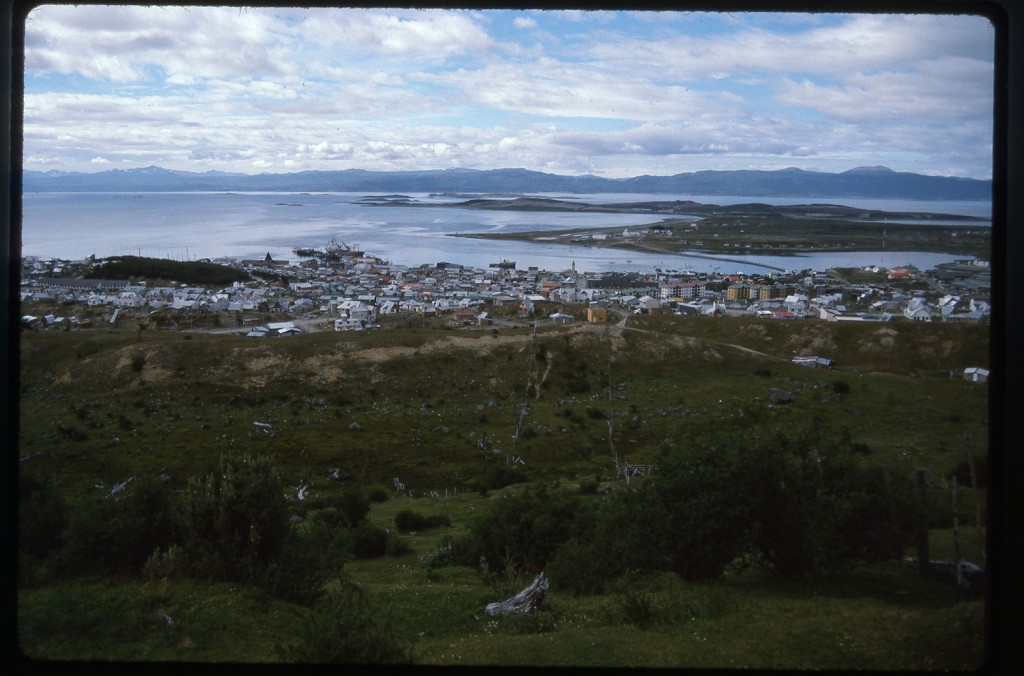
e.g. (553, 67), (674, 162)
(85, 255), (249, 286)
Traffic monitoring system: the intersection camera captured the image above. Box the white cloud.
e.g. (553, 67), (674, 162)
(298, 9), (493, 57)
(20, 7), (995, 179)
(90, 156), (109, 165)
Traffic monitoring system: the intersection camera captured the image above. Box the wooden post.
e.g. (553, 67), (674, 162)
(965, 445), (985, 565)
(952, 475), (963, 589)
(916, 468), (930, 576)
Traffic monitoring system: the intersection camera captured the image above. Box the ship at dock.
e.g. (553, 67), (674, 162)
(489, 259), (516, 269)
(293, 238), (365, 260)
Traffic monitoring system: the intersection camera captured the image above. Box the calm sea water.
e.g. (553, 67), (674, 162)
(19, 192), (991, 275)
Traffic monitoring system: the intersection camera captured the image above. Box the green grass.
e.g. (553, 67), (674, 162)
(17, 579), (299, 662)
(16, 318), (990, 667)
(21, 489), (984, 668)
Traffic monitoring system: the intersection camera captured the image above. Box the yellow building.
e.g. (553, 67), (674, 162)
(588, 302), (608, 323)
(726, 284), (749, 301)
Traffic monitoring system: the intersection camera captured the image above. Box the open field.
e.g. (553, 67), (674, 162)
(16, 316), (990, 667)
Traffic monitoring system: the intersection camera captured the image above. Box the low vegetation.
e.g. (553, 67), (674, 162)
(84, 255), (250, 286)
(16, 316), (989, 667)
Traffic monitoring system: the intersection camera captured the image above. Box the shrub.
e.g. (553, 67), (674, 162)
(476, 464), (527, 495)
(18, 470), (69, 561)
(738, 425), (917, 580)
(550, 423), (919, 585)
(277, 583), (413, 664)
(340, 492), (371, 526)
(177, 454), (291, 584)
(546, 535), (612, 595)
(394, 510), (450, 533)
(142, 545), (184, 582)
(386, 534), (412, 557)
(394, 509), (427, 532)
(18, 470), (70, 586)
(366, 486), (390, 503)
(422, 534), (482, 570)
(833, 380), (851, 395)
(351, 523), (388, 559)
(467, 488), (590, 574)
(646, 438), (760, 580)
(266, 520), (352, 605)
(55, 475), (181, 579)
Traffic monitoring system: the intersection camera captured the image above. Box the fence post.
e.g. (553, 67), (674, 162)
(915, 468), (930, 576)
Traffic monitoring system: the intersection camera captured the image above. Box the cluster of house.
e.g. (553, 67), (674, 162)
(19, 254), (990, 332)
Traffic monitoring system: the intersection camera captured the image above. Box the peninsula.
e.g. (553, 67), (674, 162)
(364, 196), (990, 258)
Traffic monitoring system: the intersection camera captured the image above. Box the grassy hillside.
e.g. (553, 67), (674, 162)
(16, 316), (990, 667)
(18, 316), (988, 497)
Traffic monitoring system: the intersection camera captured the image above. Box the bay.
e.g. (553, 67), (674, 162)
(19, 191), (990, 275)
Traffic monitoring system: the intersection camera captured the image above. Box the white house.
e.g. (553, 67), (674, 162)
(113, 291), (145, 309)
(903, 297), (933, 322)
(549, 312), (574, 324)
(963, 367), (989, 383)
(334, 317), (364, 332)
(339, 300), (376, 323)
(784, 293), (808, 310)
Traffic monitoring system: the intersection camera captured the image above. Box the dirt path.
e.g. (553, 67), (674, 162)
(608, 320), (787, 362)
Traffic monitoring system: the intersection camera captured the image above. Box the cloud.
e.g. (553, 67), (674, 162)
(298, 9), (493, 58)
(90, 156), (109, 165)
(25, 5), (295, 82)
(20, 7), (995, 179)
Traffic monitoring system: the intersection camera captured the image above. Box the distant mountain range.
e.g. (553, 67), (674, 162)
(21, 165), (991, 201)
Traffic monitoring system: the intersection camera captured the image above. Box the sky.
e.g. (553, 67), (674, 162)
(21, 4), (997, 179)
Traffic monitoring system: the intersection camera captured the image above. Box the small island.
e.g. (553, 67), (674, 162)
(372, 196), (992, 258)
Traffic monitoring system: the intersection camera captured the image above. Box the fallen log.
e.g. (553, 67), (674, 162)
(485, 572), (549, 616)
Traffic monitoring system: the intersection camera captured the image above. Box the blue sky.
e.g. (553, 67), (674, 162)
(21, 6), (996, 179)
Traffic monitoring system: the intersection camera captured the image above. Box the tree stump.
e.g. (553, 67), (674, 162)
(485, 572), (549, 616)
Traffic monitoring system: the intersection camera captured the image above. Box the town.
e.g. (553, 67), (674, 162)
(19, 249), (991, 342)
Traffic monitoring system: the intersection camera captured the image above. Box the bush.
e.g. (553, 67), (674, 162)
(394, 510), (450, 533)
(547, 535), (614, 595)
(277, 583), (413, 664)
(266, 520), (352, 605)
(142, 545), (184, 582)
(467, 488), (590, 574)
(366, 486), (390, 503)
(646, 438), (760, 580)
(18, 470), (69, 561)
(476, 464), (528, 495)
(177, 454), (291, 584)
(386, 534), (412, 557)
(351, 523), (388, 559)
(422, 534), (482, 570)
(550, 423), (919, 586)
(305, 492), (371, 528)
(55, 475), (181, 579)
(737, 425), (917, 580)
